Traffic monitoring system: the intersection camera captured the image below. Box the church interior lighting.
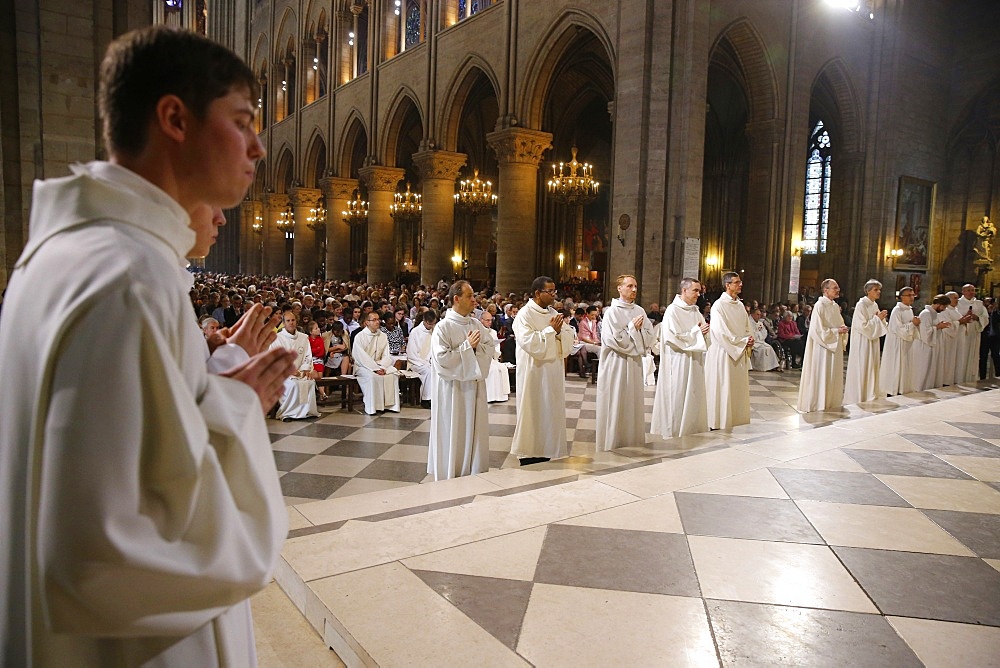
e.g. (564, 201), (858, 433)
(453, 168), (497, 215)
(390, 183), (422, 223)
(547, 146), (599, 206)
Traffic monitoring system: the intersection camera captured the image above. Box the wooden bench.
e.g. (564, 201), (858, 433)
(316, 376), (361, 412)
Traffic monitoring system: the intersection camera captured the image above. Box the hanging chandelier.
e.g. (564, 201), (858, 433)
(390, 183), (422, 223)
(252, 214), (263, 235)
(306, 200), (327, 232)
(275, 204), (294, 232)
(454, 168), (497, 215)
(547, 146), (600, 206)
(342, 192), (368, 226)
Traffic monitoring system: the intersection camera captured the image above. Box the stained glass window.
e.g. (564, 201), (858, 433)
(471, 0), (479, 14)
(405, 1), (421, 47)
(165, 0), (181, 10)
(802, 120), (832, 254)
(459, 0), (466, 20)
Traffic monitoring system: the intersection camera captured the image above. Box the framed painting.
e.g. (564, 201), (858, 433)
(893, 176), (935, 271)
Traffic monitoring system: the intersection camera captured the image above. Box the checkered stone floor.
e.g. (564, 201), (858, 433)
(270, 383), (1000, 666)
(269, 371), (1000, 505)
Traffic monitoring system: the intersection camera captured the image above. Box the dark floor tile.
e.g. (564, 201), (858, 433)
(573, 429), (596, 443)
(411, 570), (533, 651)
(922, 510), (1000, 559)
(844, 449), (974, 479)
(287, 519), (348, 539)
(489, 423), (516, 437)
(565, 418), (578, 430)
(398, 431), (431, 446)
(368, 416), (426, 430)
(268, 432), (287, 444)
(991, 482), (1000, 493)
(358, 496), (475, 522)
(947, 421), (1000, 440)
(899, 433), (1000, 458)
(833, 546), (1000, 626)
(489, 449), (511, 469)
(355, 458), (429, 483)
(488, 404), (519, 415)
(675, 493), (823, 544)
(289, 423), (362, 440)
(272, 450), (315, 472)
(707, 599), (921, 667)
(482, 475), (579, 497)
(534, 524), (701, 597)
(770, 469), (910, 506)
(279, 472), (351, 499)
(320, 440), (394, 458)
(579, 409), (596, 419)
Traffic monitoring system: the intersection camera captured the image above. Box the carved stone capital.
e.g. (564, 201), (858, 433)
(486, 128), (553, 167)
(359, 165), (406, 192)
(412, 150), (467, 181)
(320, 176), (361, 200)
(265, 192), (290, 208)
(289, 187), (323, 209)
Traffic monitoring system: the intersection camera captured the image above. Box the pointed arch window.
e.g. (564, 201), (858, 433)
(405, 1), (421, 47)
(803, 120), (832, 254)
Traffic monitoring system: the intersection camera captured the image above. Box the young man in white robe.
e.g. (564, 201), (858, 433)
(879, 287), (921, 396)
(844, 279), (889, 405)
(596, 274), (656, 450)
(479, 310), (511, 402)
(652, 278), (711, 438)
(511, 276), (576, 464)
(354, 311), (401, 414)
(956, 283), (989, 382)
(706, 272), (754, 429)
(911, 294), (952, 391)
(749, 308), (780, 372)
(269, 307), (320, 420)
(797, 279), (850, 413)
(406, 310), (437, 408)
(427, 281), (495, 480)
(936, 292), (963, 386)
(0, 26), (295, 666)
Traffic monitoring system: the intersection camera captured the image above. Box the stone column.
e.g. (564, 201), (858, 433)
(359, 165), (405, 284)
(486, 127), (553, 294)
(239, 200), (257, 274)
(744, 119), (782, 302)
(290, 187), (322, 279)
(264, 193), (290, 276)
(467, 211), (493, 282)
(320, 176), (359, 280)
(413, 149), (467, 286)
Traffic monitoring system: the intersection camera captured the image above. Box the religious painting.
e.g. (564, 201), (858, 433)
(893, 176), (935, 271)
(894, 274), (907, 298)
(909, 273), (922, 299)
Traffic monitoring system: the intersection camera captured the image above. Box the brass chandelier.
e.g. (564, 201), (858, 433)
(547, 146), (600, 206)
(306, 200), (327, 232)
(454, 169), (497, 216)
(390, 183), (422, 223)
(342, 191), (369, 226)
(275, 204), (294, 232)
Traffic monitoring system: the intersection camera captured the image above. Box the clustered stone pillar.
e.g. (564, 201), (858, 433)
(239, 200), (258, 275)
(486, 127), (553, 295)
(264, 192), (290, 276)
(320, 176), (359, 281)
(359, 165), (405, 284)
(413, 149), (467, 286)
(290, 187), (322, 279)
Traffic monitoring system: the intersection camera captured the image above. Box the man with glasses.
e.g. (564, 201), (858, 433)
(705, 272), (754, 429)
(510, 277), (575, 465)
(652, 278), (711, 437)
(353, 311), (401, 415)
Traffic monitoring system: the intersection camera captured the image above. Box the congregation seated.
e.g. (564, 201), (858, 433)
(406, 310), (438, 408)
(324, 320), (351, 376)
(777, 311), (805, 368)
(353, 311), (401, 415)
(381, 313), (406, 355)
(479, 311), (511, 402)
(269, 308), (319, 420)
(575, 305), (602, 378)
(749, 308), (780, 371)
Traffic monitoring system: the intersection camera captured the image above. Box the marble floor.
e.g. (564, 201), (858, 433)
(255, 371), (1000, 666)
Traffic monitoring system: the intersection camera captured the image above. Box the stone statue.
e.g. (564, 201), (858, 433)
(975, 215), (996, 263)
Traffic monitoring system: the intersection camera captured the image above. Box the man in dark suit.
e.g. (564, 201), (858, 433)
(980, 298), (1000, 379)
(796, 303), (812, 338)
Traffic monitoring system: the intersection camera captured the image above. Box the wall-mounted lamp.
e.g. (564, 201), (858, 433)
(792, 240), (804, 256)
(451, 254), (462, 264)
(886, 248), (904, 261)
(705, 255), (720, 268)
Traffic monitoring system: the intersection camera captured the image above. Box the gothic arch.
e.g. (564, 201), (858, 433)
(379, 87), (424, 167)
(273, 8), (299, 62)
(811, 58), (864, 154)
(303, 131), (328, 187)
(274, 147), (295, 193)
(251, 33), (269, 74)
(438, 55), (501, 151)
(252, 160), (267, 200)
(519, 9), (616, 130)
(336, 112), (369, 179)
(710, 18), (779, 123)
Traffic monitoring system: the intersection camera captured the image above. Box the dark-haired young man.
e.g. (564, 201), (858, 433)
(0, 26), (294, 665)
